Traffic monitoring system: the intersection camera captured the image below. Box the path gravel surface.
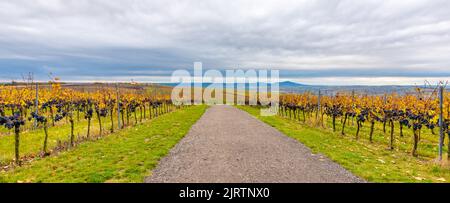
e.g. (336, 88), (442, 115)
(145, 105), (364, 183)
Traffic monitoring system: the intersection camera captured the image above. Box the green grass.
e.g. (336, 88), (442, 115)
(0, 105), (207, 183)
(0, 109), (156, 165)
(0, 117), (103, 165)
(238, 105), (450, 183)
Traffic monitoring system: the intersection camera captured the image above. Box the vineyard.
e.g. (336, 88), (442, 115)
(2, 79), (450, 183)
(277, 86), (450, 160)
(0, 81), (175, 168)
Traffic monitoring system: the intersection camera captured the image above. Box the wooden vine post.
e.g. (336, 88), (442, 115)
(116, 83), (122, 129)
(438, 85), (444, 161)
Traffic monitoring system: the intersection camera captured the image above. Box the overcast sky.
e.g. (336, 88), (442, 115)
(1, 0), (450, 85)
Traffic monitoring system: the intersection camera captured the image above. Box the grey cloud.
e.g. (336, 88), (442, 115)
(0, 0), (450, 84)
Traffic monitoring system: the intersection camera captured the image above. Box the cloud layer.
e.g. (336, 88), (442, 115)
(1, 0), (450, 84)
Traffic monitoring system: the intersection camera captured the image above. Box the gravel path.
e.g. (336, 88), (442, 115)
(145, 105), (364, 183)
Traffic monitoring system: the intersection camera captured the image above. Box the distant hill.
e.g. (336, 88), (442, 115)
(277, 81), (307, 88)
